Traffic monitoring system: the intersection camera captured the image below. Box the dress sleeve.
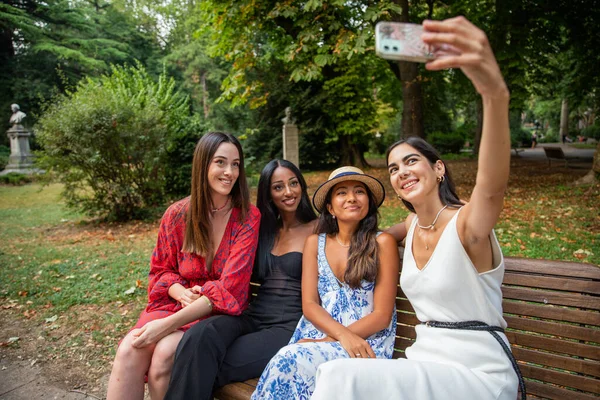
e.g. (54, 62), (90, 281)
(201, 207), (261, 315)
(147, 205), (188, 306)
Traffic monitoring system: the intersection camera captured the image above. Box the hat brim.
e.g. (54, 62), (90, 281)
(312, 172), (385, 213)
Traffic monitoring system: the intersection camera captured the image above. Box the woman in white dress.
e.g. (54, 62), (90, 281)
(311, 16), (522, 400)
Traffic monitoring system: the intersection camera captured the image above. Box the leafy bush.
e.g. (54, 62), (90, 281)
(164, 115), (211, 196)
(510, 126), (532, 148)
(453, 122), (476, 144)
(36, 64), (189, 220)
(428, 131), (464, 154)
(539, 127), (558, 143)
(581, 124), (600, 140)
(0, 173), (33, 185)
(0, 145), (9, 170)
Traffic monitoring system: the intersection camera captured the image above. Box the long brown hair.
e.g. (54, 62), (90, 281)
(182, 132), (250, 260)
(317, 185), (380, 289)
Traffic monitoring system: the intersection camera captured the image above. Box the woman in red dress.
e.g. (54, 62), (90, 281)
(106, 132), (261, 400)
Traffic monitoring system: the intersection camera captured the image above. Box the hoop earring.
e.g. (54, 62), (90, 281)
(437, 175), (445, 183)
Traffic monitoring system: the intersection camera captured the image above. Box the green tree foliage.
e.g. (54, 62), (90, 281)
(0, 0), (162, 132)
(36, 64), (189, 220)
(197, 0), (405, 166)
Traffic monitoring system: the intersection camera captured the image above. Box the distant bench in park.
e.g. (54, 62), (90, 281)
(543, 147), (580, 167)
(214, 257), (600, 400)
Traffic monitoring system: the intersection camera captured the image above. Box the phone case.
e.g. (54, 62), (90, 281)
(375, 22), (435, 63)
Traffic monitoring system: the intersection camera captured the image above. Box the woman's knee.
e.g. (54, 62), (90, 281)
(148, 334), (181, 379)
(113, 332), (153, 370)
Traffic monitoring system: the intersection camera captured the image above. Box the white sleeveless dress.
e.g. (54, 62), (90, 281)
(311, 209), (519, 400)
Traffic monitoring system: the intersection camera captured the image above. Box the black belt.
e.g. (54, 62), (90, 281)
(424, 320), (526, 400)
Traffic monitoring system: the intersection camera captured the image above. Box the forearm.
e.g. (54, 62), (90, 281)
(303, 302), (351, 340)
(346, 310), (393, 339)
(168, 283), (185, 301)
(164, 296), (212, 331)
(477, 92), (510, 194)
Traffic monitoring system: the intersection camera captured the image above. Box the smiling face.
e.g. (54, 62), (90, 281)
(387, 143), (444, 204)
(326, 180), (370, 222)
(270, 166), (302, 214)
(207, 142), (240, 198)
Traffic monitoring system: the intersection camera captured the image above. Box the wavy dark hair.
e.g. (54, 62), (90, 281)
(386, 136), (463, 213)
(317, 183), (379, 289)
(254, 160), (317, 280)
(183, 132), (250, 265)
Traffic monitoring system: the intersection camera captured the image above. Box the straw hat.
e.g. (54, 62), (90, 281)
(312, 166), (385, 213)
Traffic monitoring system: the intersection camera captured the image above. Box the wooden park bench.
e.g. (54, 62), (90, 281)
(543, 147), (577, 167)
(215, 257), (600, 400)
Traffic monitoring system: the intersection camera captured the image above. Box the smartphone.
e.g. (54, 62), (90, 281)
(375, 22), (434, 63)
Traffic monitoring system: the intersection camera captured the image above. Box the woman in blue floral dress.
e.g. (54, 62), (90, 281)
(251, 166), (400, 399)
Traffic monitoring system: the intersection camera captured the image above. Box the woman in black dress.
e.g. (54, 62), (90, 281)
(164, 159), (317, 399)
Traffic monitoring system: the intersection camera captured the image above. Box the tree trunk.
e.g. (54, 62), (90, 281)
(573, 141), (600, 185)
(201, 71), (210, 118)
(391, 0), (425, 139)
(399, 62), (425, 139)
(559, 98), (568, 142)
(339, 135), (368, 168)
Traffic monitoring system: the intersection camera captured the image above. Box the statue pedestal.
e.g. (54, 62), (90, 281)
(0, 124), (38, 176)
(282, 123), (299, 168)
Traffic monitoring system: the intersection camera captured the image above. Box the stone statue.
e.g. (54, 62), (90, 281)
(281, 107), (295, 125)
(9, 104), (26, 126)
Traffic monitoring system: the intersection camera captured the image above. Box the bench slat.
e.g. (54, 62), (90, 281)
(396, 298), (414, 312)
(503, 272), (600, 295)
(519, 364), (600, 394)
(511, 347), (600, 378)
(505, 315), (600, 342)
(506, 331), (600, 361)
(396, 311), (419, 325)
(396, 324), (417, 340)
(394, 336), (414, 351)
(214, 380), (257, 400)
(505, 258), (600, 280)
(524, 380), (599, 400)
(502, 286), (600, 310)
(503, 300), (599, 325)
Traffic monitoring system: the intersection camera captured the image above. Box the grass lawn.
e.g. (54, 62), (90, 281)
(569, 143), (597, 149)
(0, 157), (598, 391)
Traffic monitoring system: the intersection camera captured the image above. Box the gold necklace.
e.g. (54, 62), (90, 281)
(335, 234), (350, 248)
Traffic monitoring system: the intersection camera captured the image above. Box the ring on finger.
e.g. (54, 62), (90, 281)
(355, 354), (361, 357)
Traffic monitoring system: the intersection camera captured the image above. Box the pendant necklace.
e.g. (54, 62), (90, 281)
(335, 234), (350, 248)
(417, 205), (448, 230)
(417, 204), (448, 250)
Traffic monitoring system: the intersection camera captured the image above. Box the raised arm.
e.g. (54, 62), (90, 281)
(423, 17), (510, 244)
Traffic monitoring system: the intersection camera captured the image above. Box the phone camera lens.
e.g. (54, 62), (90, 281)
(384, 46), (389, 50)
(392, 46), (399, 51)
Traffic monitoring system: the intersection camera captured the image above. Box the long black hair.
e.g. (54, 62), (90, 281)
(254, 160), (317, 280)
(386, 136), (463, 213)
(317, 184), (380, 289)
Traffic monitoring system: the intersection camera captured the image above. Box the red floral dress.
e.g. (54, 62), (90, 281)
(133, 197), (261, 331)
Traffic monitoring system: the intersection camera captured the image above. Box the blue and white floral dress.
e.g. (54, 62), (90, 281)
(251, 233), (396, 400)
